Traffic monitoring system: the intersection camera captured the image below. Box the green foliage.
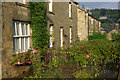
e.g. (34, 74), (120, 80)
(91, 9), (119, 23)
(10, 49), (63, 78)
(67, 39), (120, 78)
(91, 9), (120, 29)
(88, 31), (107, 40)
(29, 2), (49, 50)
(111, 33), (120, 42)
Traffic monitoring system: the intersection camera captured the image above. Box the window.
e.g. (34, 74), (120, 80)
(49, 0), (53, 12)
(70, 26), (72, 43)
(13, 21), (30, 53)
(91, 19), (93, 24)
(49, 24), (53, 48)
(69, 2), (72, 17)
(60, 27), (63, 47)
(18, 0), (26, 4)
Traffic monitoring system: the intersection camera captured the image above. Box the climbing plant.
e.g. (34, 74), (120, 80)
(29, 2), (49, 51)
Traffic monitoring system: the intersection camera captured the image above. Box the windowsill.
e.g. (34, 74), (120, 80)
(13, 35), (30, 38)
(49, 11), (55, 15)
(16, 2), (29, 8)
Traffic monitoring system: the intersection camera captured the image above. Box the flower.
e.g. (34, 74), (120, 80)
(18, 59), (20, 62)
(29, 62), (31, 64)
(86, 55), (89, 59)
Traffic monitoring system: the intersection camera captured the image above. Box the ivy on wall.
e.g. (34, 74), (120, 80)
(29, 2), (49, 50)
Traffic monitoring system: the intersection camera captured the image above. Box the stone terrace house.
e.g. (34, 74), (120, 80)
(47, 0), (79, 49)
(88, 13), (101, 36)
(77, 6), (89, 41)
(77, 5), (101, 41)
(0, 1), (32, 78)
(0, 0), (101, 79)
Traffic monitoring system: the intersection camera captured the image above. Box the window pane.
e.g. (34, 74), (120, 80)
(49, 0), (52, 12)
(69, 2), (71, 17)
(16, 23), (19, 35)
(21, 38), (24, 51)
(60, 28), (63, 47)
(26, 24), (28, 35)
(13, 38), (19, 52)
(13, 38), (15, 52)
(21, 23), (25, 35)
(13, 22), (15, 35)
(25, 38), (28, 49)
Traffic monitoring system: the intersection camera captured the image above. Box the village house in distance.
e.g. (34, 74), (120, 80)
(0, 0), (101, 78)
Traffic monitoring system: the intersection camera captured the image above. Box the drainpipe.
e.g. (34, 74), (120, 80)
(0, 1), (2, 79)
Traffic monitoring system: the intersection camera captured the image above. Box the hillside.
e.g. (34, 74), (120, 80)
(90, 9), (120, 29)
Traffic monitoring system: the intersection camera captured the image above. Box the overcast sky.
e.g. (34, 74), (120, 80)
(79, 2), (119, 10)
(76, 0), (119, 2)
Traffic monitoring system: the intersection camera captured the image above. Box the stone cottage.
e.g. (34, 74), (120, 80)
(77, 6), (89, 41)
(88, 14), (101, 36)
(47, 0), (79, 49)
(77, 5), (101, 41)
(0, 1), (32, 78)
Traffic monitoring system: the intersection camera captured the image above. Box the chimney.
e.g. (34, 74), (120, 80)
(87, 6), (89, 12)
(82, 5), (85, 11)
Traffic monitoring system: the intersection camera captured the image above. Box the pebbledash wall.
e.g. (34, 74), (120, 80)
(47, 1), (79, 49)
(1, 2), (32, 78)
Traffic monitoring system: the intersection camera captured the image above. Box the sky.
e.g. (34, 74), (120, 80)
(76, 0), (120, 2)
(79, 2), (119, 10)
(76, 0), (119, 9)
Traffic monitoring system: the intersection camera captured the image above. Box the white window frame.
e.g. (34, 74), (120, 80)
(49, 25), (53, 48)
(91, 19), (93, 24)
(13, 21), (30, 53)
(69, 2), (72, 17)
(70, 27), (72, 43)
(49, 0), (53, 12)
(60, 27), (63, 47)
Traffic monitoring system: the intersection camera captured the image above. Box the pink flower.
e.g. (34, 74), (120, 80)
(29, 47), (32, 50)
(18, 59), (20, 62)
(29, 62), (31, 64)
(86, 55), (89, 59)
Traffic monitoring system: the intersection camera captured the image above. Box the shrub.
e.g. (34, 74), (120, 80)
(88, 31), (107, 40)
(111, 33), (120, 42)
(67, 39), (120, 78)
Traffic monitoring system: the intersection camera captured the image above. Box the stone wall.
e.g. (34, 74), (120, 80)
(47, 2), (78, 49)
(77, 8), (88, 41)
(0, 1), (2, 79)
(2, 2), (32, 78)
(88, 15), (101, 35)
